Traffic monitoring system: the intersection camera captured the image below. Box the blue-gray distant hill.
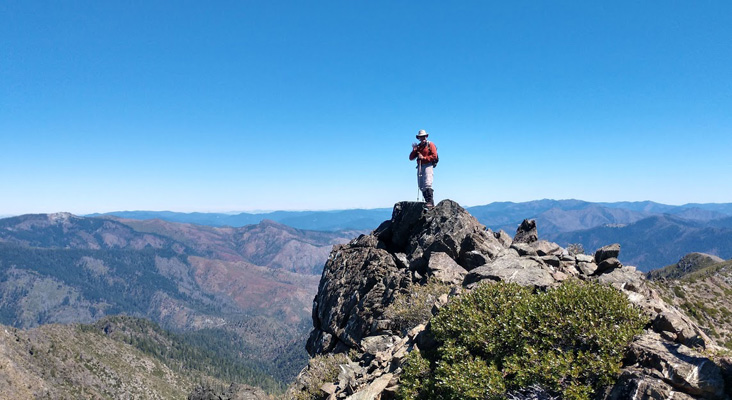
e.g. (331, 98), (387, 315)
(91, 200), (732, 234)
(466, 200), (732, 272)
(88, 209), (393, 231)
(467, 199), (732, 235)
(89, 200), (732, 271)
(549, 215), (732, 272)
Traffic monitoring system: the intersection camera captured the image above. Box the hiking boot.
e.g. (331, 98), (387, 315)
(424, 188), (434, 209)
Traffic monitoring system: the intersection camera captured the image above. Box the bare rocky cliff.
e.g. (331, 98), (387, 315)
(292, 200), (732, 400)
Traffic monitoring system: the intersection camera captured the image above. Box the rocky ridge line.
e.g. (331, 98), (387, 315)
(294, 200), (731, 400)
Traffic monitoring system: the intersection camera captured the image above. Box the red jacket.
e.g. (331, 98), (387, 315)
(409, 141), (438, 164)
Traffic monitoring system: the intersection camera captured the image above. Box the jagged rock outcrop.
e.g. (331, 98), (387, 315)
(297, 200), (730, 400)
(306, 235), (411, 355)
(307, 200), (499, 356)
(513, 218), (538, 244)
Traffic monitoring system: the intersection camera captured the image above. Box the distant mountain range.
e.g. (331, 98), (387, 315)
(0, 212), (356, 388)
(88, 209), (393, 231)
(467, 199), (732, 234)
(470, 200), (732, 271)
(89, 199), (732, 271)
(549, 215), (732, 270)
(89, 199), (732, 232)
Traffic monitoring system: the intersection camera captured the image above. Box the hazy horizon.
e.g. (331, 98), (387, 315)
(3, 197), (732, 219)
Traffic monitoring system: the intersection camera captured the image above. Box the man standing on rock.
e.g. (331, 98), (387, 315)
(409, 129), (438, 209)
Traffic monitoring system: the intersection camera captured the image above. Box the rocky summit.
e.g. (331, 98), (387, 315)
(293, 200), (732, 400)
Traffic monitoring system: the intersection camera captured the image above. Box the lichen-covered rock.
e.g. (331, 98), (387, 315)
(307, 242), (410, 355)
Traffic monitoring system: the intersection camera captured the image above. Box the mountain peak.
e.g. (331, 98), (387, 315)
(258, 218), (285, 227)
(48, 212), (78, 222)
(295, 199), (726, 400)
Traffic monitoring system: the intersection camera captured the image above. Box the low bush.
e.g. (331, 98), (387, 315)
(398, 280), (648, 400)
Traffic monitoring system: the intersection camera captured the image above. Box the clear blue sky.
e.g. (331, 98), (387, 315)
(2, 1), (731, 215)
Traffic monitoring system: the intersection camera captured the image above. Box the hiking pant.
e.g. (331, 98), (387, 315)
(418, 163), (433, 190)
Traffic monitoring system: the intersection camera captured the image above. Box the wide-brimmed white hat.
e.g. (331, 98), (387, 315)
(416, 130), (428, 137)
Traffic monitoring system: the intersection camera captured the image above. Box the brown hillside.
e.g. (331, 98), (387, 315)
(0, 323), (192, 399)
(189, 256), (319, 325)
(117, 217), (358, 273)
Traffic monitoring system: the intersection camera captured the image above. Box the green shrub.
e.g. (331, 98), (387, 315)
(672, 285), (686, 299)
(383, 279), (452, 334)
(432, 342), (505, 400)
(398, 349), (433, 400)
(681, 301), (701, 320)
(398, 280), (648, 400)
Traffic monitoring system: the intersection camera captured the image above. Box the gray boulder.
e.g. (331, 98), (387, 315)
(464, 254), (556, 289)
(575, 254), (595, 264)
(620, 331), (727, 399)
(606, 369), (697, 400)
(577, 261), (598, 276)
(494, 229), (513, 248)
(531, 240), (562, 256)
(377, 201), (425, 251)
(721, 357), (732, 395)
(594, 243), (621, 264)
(427, 252), (468, 285)
(653, 311), (707, 348)
(539, 255), (561, 268)
(511, 242), (538, 257)
(596, 257), (623, 274)
(458, 230), (505, 270)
